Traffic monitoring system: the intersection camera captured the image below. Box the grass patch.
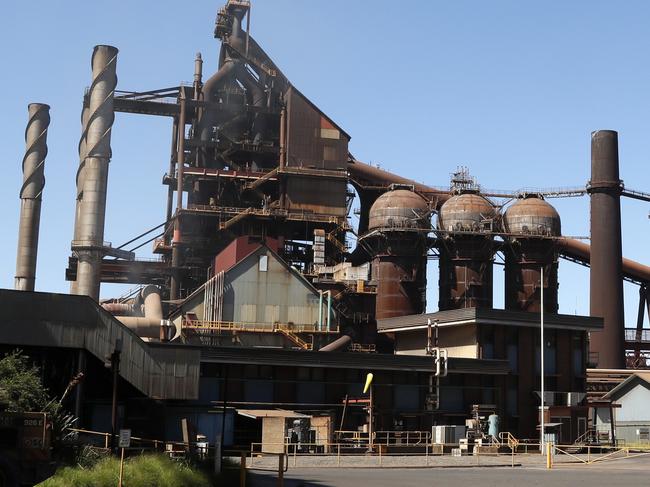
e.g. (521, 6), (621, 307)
(39, 453), (210, 487)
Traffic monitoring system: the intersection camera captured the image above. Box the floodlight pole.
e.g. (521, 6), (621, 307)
(539, 266), (544, 454)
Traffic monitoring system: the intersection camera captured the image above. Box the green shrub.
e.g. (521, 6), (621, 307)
(39, 453), (210, 487)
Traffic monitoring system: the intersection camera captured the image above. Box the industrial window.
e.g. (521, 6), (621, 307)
(320, 128), (339, 140)
(259, 254), (268, 272)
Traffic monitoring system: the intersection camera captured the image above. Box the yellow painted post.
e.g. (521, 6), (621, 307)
(587, 445), (590, 463)
(240, 451), (246, 487)
(118, 448), (125, 487)
(337, 444), (341, 466)
(546, 442), (552, 469)
(425, 443), (428, 467)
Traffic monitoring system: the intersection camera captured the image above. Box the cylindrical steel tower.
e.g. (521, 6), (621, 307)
(15, 103), (50, 291)
(365, 189), (430, 320)
(503, 195), (561, 313)
(588, 130), (625, 369)
(72, 45), (118, 300)
(437, 192), (496, 310)
(70, 104), (90, 295)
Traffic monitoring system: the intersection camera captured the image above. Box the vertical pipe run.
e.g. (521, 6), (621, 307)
(539, 266), (545, 451)
(318, 291), (323, 332)
(73, 45), (118, 300)
(327, 291), (332, 332)
(170, 91), (187, 300)
(588, 130), (625, 369)
(15, 103), (50, 291)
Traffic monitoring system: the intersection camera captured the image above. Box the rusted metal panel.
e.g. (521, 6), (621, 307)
(587, 130), (625, 369)
(284, 176), (347, 216)
(285, 87), (348, 171)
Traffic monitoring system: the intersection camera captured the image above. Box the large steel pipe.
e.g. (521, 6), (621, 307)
(15, 103), (50, 291)
(72, 45), (118, 300)
(588, 130), (625, 369)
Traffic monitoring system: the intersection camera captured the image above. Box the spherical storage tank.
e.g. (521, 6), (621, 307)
(368, 189), (430, 231)
(503, 195), (561, 237)
(503, 195), (561, 313)
(437, 192), (497, 310)
(438, 193), (497, 233)
(367, 189), (430, 320)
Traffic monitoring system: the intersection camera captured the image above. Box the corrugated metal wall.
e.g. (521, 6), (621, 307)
(223, 247), (323, 326)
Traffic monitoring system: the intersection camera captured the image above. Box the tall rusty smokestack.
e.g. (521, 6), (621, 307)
(15, 103), (50, 291)
(72, 45), (118, 300)
(588, 130), (625, 369)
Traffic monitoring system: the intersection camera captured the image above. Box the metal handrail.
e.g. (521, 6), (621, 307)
(182, 319), (338, 334)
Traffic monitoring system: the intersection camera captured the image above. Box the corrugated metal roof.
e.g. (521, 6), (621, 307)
(197, 346), (509, 375)
(377, 307), (603, 332)
(237, 409), (310, 419)
(0, 289), (199, 400)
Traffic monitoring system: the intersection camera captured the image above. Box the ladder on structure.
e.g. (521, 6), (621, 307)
(276, 327), (313, 350)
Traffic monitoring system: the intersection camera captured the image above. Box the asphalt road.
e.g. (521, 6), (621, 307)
(248, 457), (650, 487)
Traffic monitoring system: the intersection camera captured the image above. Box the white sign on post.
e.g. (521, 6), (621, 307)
(118, 429), (131, 448)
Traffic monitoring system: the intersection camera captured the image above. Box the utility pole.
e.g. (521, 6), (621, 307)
(539, 266), (544, 454)
(109, 339), (123, 453)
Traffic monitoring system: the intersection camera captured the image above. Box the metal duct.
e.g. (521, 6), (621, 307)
(141, 285), (163, 321)
(198, 54), (237, 144)
(15, 103), (50, 291)
(72, 45), (118, 300)
(117, 285), (165, 339)
(319, 334), (352, 352)
(587, 130), (625, 369)
(557, 238), (650, 283)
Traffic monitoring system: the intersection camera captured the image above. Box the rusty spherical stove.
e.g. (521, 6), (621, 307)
(503, 195), (561, 237)
(438, 192), (496, 232)
(368, 189), (430, 231)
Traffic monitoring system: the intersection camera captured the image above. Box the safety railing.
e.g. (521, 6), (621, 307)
(625, 328), (650, 343)
(182, 320), (338, 334)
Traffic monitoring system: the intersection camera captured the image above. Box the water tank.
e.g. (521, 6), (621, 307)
(438, 193), (496, 233)
(488, 414), (500, 438)
(368, 189), (430, 231)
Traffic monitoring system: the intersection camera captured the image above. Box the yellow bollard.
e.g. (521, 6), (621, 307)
(546, 442), (552, 469)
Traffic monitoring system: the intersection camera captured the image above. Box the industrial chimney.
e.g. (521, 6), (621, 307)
(15, 103), (50, 291)
(71, 45), (118, 300)
(588, 130), (625, 369)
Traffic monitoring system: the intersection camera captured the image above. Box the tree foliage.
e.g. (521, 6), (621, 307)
(0, 349), (50, 412)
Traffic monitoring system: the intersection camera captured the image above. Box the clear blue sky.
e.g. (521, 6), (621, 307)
(1, 1), (648, 325)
